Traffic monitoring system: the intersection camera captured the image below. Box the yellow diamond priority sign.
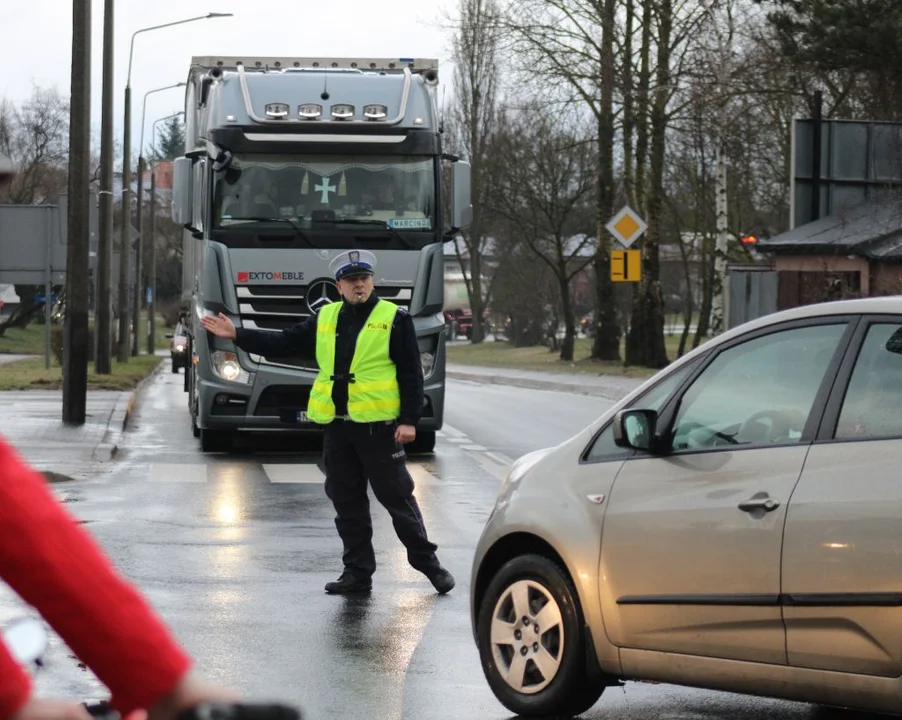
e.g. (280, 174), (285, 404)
(606, 205), (647, 247)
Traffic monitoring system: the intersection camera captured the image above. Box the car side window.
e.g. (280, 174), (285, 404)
(669, 323), (847, 453)
(584, 358), (700, 463)
(835, 323), (902, 439)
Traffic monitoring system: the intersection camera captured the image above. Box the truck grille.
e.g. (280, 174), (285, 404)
(236, 283), (413, 371)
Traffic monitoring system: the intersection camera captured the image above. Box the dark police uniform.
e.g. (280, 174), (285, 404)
(232, 252), (454, 595)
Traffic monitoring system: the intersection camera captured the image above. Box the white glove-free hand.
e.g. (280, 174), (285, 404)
(200, 313), (237, 340)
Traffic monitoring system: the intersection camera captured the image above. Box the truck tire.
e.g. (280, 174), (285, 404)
(200, 428), (231, 453)
(405, 430), (436, 455)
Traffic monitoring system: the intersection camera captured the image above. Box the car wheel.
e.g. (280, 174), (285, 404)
(477, 554), (604, 718)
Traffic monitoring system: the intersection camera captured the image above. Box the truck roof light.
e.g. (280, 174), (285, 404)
(299, 103), (322, 119)
(264, 103), (289, 119)
(363, 104), (388, 120)
(331, 104), (354, 120)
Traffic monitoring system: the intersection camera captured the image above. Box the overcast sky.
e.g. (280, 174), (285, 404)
(0, 0), (458, 157)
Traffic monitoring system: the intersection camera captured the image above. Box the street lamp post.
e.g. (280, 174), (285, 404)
(132, 82), (185, 357)
(117, 12), (233, 363)
(147, 110), (185, 355)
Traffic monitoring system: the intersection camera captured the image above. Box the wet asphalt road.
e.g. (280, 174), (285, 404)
(3, 364), (891, 720)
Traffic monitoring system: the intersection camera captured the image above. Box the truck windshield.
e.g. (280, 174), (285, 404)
(214, 153), (435, 232)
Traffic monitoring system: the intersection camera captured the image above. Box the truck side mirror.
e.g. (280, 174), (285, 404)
(450, 160), (473, 231)
(172, 156), (194, 227)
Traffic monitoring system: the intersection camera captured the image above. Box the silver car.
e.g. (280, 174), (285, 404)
(470, 297), (902, 717)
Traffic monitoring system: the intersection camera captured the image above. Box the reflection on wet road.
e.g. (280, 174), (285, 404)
(0, 369), (885, 720)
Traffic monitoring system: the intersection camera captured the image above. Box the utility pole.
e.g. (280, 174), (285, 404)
(95, 0), (114, 373)
(63, 0), (91, 425)
(132, 156), (144, 356)
(117, 88), (132, 363)
(148, 162), (156, 354)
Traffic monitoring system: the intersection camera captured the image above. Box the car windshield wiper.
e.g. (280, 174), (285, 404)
(326, 217), (417, 250)
(223, 216), (315, 248)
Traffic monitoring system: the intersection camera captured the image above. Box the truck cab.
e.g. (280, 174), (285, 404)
(172, 56), (472, 453)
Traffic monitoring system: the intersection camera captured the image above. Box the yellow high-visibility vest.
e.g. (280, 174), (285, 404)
(306, 299), (401, 423)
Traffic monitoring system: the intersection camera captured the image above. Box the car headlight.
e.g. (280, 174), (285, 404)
(493, 447), (552, 512)
(421, 351), (435, 377)
(211, 351), (249, 383)
(174, 344), (186, 352)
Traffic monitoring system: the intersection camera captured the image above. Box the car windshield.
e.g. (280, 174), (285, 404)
(213, 153), (435, 232)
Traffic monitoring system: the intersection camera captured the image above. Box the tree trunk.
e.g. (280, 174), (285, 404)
(627, 0), (671, 369)
(559, 266), (576, 361)
(622, 0), (636, 208)
(591, 0), (620, 361)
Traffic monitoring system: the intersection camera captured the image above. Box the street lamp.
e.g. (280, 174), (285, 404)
(132, 81), (186, 357)
(117, 12), (233, 363)
(147, 110), (185, 355)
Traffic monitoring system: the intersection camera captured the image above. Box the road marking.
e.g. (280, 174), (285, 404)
(440, 423), (467, 439)
(408, 463), (442, 486)
(263, 464), (325, 484)
(148, 463), (208, 483)
(485, 451), (513, 467)
(461, 443), (487, 452)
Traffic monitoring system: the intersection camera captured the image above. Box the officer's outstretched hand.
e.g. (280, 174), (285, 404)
(395, 424), (416, 444)
(200, 312), (237, 340)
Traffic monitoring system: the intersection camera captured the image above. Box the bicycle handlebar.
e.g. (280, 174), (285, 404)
(84, 701), (302, 720)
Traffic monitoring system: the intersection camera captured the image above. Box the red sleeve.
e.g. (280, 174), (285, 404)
(0, 640), (31, 720)
(0, 437), (192, 716)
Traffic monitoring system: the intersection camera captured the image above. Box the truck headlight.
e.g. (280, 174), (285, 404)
(421, 351), (435, 377)
(174, 344), (186, 353)
(212, 351), (249, 383)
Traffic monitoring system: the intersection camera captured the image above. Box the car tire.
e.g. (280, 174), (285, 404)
(171, 361), (179, 374)
(477, 554), (604, 718)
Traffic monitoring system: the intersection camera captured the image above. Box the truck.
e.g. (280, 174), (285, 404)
(171, 56), (472, 453)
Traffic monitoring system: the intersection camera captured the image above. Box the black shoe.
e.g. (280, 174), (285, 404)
(325, 572), (372, 594)
(428, 567), (455, 595)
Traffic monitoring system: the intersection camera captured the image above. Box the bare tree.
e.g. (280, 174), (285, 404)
(497, 0), (622, 361)
(446, 0), (503, 343)
(488, 107), (597, 360)
(0, 86), (69, 205)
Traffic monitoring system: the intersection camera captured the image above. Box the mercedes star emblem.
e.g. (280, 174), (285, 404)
(305, 278), (341, 314)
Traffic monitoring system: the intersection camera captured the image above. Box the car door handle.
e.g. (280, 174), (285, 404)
(738, 496), (780, 513)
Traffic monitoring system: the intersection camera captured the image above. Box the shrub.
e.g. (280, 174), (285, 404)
(50, 327), (95, 366)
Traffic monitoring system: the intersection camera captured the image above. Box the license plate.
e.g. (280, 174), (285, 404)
(297, 411), (308, 422)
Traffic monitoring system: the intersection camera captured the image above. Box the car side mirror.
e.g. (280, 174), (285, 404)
(165, 333), (174, 339)
(613, 409), (658, 452)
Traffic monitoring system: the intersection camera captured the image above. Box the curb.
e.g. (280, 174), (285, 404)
(93, 357), (165, 461)
(445, 370), (636, 402)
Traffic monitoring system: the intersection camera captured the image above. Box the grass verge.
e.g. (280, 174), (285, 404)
(446, 334), (707, 379)
(0, 312), (172, 356)
(0, 354), (162, 391)
(0, 324), (47, 355)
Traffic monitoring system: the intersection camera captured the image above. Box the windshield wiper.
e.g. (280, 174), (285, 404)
(223, 216), (315, 248)
(325, 217), (417, 250)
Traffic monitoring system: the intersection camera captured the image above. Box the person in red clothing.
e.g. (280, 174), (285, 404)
(0, 434), (240, 720)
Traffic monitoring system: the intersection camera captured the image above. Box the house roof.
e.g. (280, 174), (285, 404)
(757, 199), (902, 260)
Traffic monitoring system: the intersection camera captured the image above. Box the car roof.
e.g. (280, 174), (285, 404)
(717, 295), (902, 344)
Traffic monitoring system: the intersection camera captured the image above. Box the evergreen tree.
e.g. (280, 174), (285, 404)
(148, 113), (185, 160)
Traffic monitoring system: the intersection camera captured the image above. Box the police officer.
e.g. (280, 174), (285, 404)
(200, 249), (455, 595)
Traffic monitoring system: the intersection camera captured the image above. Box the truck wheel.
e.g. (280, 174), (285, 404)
(200, 428), (231, 453)
(405, 430), (436, 455)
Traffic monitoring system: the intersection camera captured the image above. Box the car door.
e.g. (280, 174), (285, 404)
(782, 317), (902, 677)
(599, 318), (852, 665)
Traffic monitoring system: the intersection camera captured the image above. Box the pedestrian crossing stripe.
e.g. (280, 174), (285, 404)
(146, 462), (443, 485)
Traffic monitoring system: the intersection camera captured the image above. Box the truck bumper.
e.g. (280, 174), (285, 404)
(197, 371), (445, 433)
